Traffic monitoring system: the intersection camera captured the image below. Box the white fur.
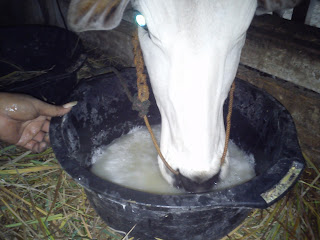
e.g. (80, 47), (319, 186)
(68, 0), (257, 185)
(131, 0), (257, 184)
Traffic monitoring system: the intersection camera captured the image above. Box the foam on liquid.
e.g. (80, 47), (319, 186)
(91, 125), (255, 194)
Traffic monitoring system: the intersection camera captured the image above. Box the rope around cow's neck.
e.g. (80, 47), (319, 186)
(132, 31), (179, 176)
(132, 29), (234, 176)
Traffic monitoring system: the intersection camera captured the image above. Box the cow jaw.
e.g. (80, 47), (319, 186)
(134, 0), (257, 190)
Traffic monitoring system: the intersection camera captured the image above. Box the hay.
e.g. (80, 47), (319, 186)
(76, 46), (128, 80)
(0, 62), (54, 88)
(0, 144), (123, 240)
(0, 143), (319, 240)
(222, 153), (320, 240)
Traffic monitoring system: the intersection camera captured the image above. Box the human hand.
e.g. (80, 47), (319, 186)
(0, 93), (77, 152)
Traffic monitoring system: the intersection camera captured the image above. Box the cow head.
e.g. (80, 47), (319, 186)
(68, 0), (257, 192)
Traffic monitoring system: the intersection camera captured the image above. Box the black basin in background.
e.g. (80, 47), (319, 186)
(0, 25), (84, 104)
(50, 68), (305, 240)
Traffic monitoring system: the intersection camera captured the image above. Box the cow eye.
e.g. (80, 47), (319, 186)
(134, 11), (148, 30)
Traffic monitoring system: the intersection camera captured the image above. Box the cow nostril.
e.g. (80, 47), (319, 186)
(173, 170), (221, 193)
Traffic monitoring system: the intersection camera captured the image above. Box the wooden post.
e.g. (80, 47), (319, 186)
(240, 14), (320, 94)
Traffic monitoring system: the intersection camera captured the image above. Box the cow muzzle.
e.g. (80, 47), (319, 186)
(173, 170), (221, 193)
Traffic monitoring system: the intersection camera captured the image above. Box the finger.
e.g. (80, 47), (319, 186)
(41, 120), (51, 144)
(17, 120), (45, 145)
(23, 139), (37, 151)
(36, 101), (77, 117)
(41, 120), (50, 133)
(24, 139), (48, 153)
(17, 127), (35, 147)
(37, 142), (48, 152)
(26, 140), (48, 153)
(44, 133), (50, 144)
(33, 131), (46, 143)
(32, 143), (41, 153)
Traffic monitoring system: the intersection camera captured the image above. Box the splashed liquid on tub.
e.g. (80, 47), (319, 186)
(91, 125), (255, 194)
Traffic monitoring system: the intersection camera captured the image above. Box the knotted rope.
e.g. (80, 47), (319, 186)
(132, 30), (179, 176)
(220, 81), (235, 166)
(131, 29), (235, 176)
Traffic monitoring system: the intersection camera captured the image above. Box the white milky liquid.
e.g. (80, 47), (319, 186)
(91, 125), (255, 194)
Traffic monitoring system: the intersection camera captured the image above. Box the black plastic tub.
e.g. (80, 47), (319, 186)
(0, 25), (85, 104)
(50, 68), (305, 240)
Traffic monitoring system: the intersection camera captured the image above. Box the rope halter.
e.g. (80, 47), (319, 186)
(131, 29), (235, 177)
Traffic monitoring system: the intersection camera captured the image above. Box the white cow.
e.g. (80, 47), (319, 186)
(68, 0), (302, 192)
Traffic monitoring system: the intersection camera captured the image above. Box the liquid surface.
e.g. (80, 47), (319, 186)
(91, 125), (255, 194)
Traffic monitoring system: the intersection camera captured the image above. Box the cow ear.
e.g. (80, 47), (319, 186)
(68, 0), (130, 32)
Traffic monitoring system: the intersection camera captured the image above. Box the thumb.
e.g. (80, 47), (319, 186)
(37, 101), (78, 117)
